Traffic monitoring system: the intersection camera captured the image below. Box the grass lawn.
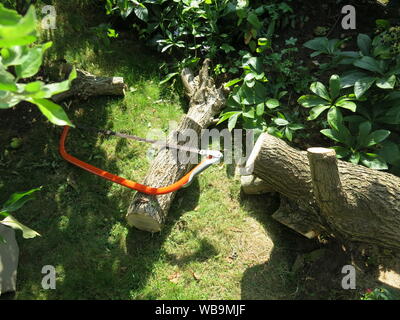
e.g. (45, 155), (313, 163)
(0, 33), (317, 299)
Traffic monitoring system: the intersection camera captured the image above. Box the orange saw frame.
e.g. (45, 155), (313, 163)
(59, 126), (221, 195)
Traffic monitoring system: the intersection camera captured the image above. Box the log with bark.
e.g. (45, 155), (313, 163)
(244, 133), (400, 250)
(126, 59), (225, 232)
(51, 65), (126, 102)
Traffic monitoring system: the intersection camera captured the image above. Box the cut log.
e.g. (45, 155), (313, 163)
(240, 175), (274, 195)
(245, 133), (400, 250)
(126, 59), (225, 232)
(52, 68), (126, 102)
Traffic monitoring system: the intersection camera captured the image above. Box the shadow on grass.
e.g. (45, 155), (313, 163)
(239, 190), (400, 300)
(0, 33), (205, 299)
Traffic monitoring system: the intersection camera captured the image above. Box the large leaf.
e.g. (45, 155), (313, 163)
(237, 81), (267, 105)
(266, 98), (279, 109)
(340, 70), (369, 88)
(0, 66), (17, 91)
(320, 128), (341, 143)
(247, 12), (261, 30)
(310, 82), (330, 101)
(134, 5), (148, 22)
(29, 98), (74, 127)
(2, 188), (41, 212)
(228, 112), (241, 131)
(42, 68), (77, 97)
(379, 141), (400, 165)
(360, 153), (388, 170)
(329, 75), (341, 100)
(303, 37), (328, 52)
(376, 74), (396, 89)
(0, 5), (37, 47)
(327, 106), (343, 131)
(353, 56), (384, 74)
(308, 105), (331, 120)
(297, 95), (327, 108)
(354, 77), (376, 98)
(1, 215), (40, 239)
(357, 121), (372, 148)
(366, 130), (390, 147)
(357, 34), (372, 56)
(335, 100), (357, 112)
(15, 42), (52, 78)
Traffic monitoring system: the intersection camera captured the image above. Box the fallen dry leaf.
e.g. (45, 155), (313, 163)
(168, 272), (181, 283)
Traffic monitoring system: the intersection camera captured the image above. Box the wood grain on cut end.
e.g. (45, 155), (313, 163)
(126, 214), (162, 233)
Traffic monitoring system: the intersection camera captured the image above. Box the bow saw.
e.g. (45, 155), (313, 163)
(59, 125), (222, 195)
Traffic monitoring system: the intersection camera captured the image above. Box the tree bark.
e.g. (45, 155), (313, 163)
(240, 175), (274, 195)
(52, 69), (126, 102)
(126, 59), (225, 232)
(245, 133), (400, 250)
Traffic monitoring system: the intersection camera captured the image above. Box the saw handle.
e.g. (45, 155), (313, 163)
(59, 126), (211, 195)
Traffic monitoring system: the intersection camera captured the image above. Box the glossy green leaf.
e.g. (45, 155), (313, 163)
(327, 106), (342, 131)
(366, 130), (390, 147)
(360, 153), (388, 170)
(354, 56), (384, 74)
(357, 34), (372, 56)
(329, 74), (341, 100)
(376, 74), (396, 89)
(30, 98), (74, 127)
(354, 77), (376, 98)
(308, 105), (331, 120)
(320, 128), (341, 142)
(335, 100), (357, 112)
(266, 98), (279, 109)
(0, 5), (37, 48)
(297, 95), (327, 108)
(310, 82), (330, 101)
(2, 188), (41, 212)
(228, 112), (241, 131)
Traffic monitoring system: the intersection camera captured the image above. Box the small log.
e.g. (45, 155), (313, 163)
(246, 133), (400, 250)
(52, 68), (126, 102)
(126, 59), (225, 232)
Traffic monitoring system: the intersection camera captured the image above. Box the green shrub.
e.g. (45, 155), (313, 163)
(0, 4), (75, 126)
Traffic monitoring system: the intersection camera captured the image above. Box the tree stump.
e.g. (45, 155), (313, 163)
(126, 59), (225, 232)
